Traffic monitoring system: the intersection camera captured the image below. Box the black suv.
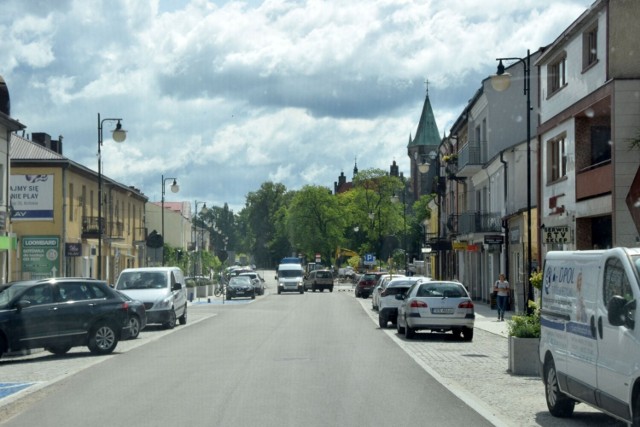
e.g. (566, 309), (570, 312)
(0, 278), (132, 359)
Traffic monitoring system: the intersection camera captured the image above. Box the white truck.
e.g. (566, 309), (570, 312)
(539, 248), (640, 425)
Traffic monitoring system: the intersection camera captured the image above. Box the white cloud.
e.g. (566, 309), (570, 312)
(1, 0), (594, 211)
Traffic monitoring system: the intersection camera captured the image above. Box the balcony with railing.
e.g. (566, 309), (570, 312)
(456, 141), (486, 178)
(457, 211), (502, 235)
(82, 216), (125, 240)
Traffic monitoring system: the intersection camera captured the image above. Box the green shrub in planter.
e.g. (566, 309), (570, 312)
(507, 300), (540, 338)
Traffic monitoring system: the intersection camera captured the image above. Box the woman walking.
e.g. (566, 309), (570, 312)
(494, 273), (510, 321)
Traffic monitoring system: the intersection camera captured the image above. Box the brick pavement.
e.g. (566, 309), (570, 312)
(351, 290), (622, 427)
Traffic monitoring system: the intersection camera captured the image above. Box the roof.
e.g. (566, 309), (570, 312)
(408, 94), (441, 148)
(10, 134), (148, 201)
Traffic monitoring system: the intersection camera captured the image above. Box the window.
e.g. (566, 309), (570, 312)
(583, 25), (598, 69)
(548, 136), (567, 182)
(603, 257), (633, 305)
(548, 54), (567, 94)
(591, 126), (611, 165)
(69, 183), (74, 221)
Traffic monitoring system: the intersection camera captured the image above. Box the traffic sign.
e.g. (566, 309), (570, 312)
(364, 253), (375, 265)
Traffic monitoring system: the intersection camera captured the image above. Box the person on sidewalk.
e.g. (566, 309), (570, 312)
(494, 273), (510, 321)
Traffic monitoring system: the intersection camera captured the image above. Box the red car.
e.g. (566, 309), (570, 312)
(354, 272), (386, 299)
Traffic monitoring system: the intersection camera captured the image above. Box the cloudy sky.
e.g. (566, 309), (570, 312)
(1, 0), (594, 212)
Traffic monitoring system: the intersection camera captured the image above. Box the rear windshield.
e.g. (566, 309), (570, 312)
(385, 286), (410, 296)
(416, 283), (467, 298)
(316, 271), (332, 278)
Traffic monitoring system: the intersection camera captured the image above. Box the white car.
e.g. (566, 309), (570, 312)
(371, 274), (405, 311)
(397, 280), (475, 341)
(378, 277), (423, 328)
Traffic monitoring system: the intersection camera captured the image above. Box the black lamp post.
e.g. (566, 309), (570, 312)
(491, 49), (534, 310)
(161, 175), (179, 266)
(97, 113), (126, 279)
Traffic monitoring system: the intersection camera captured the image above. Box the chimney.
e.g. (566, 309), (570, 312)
(50, 135), (63, 155)
(32, 132), (52, 150)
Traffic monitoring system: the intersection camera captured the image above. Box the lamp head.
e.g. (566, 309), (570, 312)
(170, 179), (179, 193)
(391, 194), (400, 204)
(200, 203), (208, 214)
(418, 161), (430, 174)
(491, 60), (512, 92)
(112, 120), (127, 143)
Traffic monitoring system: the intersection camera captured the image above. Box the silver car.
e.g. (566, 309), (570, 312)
(378, 277), (422, 328)
(396, 281), (475, 341)
(371, 274), (405, 310)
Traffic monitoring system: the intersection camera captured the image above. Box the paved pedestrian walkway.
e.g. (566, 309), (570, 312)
(354, 293), (621, 427)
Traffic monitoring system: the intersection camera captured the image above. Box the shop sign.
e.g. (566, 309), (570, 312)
(544, 226), (571, 244)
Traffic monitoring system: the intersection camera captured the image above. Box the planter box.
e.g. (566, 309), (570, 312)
(196, 285), (208, 298)
(508, 336), (540, 376)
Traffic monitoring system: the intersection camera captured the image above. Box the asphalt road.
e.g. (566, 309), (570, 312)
(0, 273), (492, 427)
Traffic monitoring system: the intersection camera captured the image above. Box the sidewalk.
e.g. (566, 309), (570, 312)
(356, 294), (614, 427)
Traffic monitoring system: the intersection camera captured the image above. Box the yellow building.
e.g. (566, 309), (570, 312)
(10, 133), (148, 284)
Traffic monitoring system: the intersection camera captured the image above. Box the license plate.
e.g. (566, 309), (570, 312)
(432, 308), (453, 314)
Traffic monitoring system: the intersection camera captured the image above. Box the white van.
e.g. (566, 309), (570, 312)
(539, 248), (640, 425)
(115, 267), (188, 329)
(275, 263), (305, 294)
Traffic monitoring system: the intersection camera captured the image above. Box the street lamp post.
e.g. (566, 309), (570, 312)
(97, 113), (126, 279)
(491, 49), (534, 310)
(161, 175), (179, 266)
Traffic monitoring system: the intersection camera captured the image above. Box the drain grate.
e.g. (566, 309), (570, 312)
(461, 354), (489, 358)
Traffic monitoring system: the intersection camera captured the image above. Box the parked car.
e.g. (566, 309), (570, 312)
(378, 277), (423, 328)
(372, 274), (406, 310)
(115, 290), (147, 339)
(227, 276), (256, 300)
(0, 278), (132, 358)
(396, 280), (475, 341)
(115, 267), (188, 330)
(238, 271), (265, 295)
(304, 269), (334, 292)
(354, 272), (386, 299)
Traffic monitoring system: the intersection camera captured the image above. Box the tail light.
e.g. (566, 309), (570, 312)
(458, 301), (474, 309)
(121, 302), (130, 311)
(410, 300), (428, 308)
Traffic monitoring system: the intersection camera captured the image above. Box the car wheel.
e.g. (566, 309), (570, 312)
(128, 315), (142, 338)
(88, 322), (118, 355)
(544, 357), (575, 417)
(179, 305), (187, 325)
(227, 294), (232, 300)
(633, 391), (640, 427)
(48, 345), (72, 355)
(329, 287), (333, 293)
(461, 327), (474, 341)
(404, 318), (415, 339)
(378, 314), (387, 329)
(396, 317), (405, 334)
(299, 288), (304, 294)
(251, 292), (256, 300)
(278, 289), (282, 295)
(163, 309), (177, 329)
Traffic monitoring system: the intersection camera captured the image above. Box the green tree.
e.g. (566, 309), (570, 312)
(242, 182), (290, 268)
(286, 185), (346, 265)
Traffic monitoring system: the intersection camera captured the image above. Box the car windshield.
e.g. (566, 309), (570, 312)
(0, 283), (27, 308)
(229, 277), (252, 286)
(117, 272), (166, 290)
(316, 271), (332, 278)
(279, 270), (302, 278)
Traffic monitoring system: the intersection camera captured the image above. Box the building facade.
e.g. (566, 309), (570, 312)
(10, 133), (148, 283)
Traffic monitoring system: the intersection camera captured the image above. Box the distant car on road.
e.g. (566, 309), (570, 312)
(396, 280), (475, 341)
(0, 278), (132, 358)
(354, 272), (386, 299)
(304, 269), (334, 292)
(227, 276), (256, 300)
(238, 271), (265, 295)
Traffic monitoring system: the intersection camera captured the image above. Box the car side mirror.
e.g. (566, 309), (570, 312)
(395, 294), (404, 301)
(15, 299), (31, 312)
(173, 283), (183, 291)
(608, 296), (636, 329)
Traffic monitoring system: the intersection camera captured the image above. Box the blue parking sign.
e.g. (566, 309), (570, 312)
(364, 253), (375, 264)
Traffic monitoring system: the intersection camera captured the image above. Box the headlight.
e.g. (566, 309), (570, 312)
(156, 297), (172, 309)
